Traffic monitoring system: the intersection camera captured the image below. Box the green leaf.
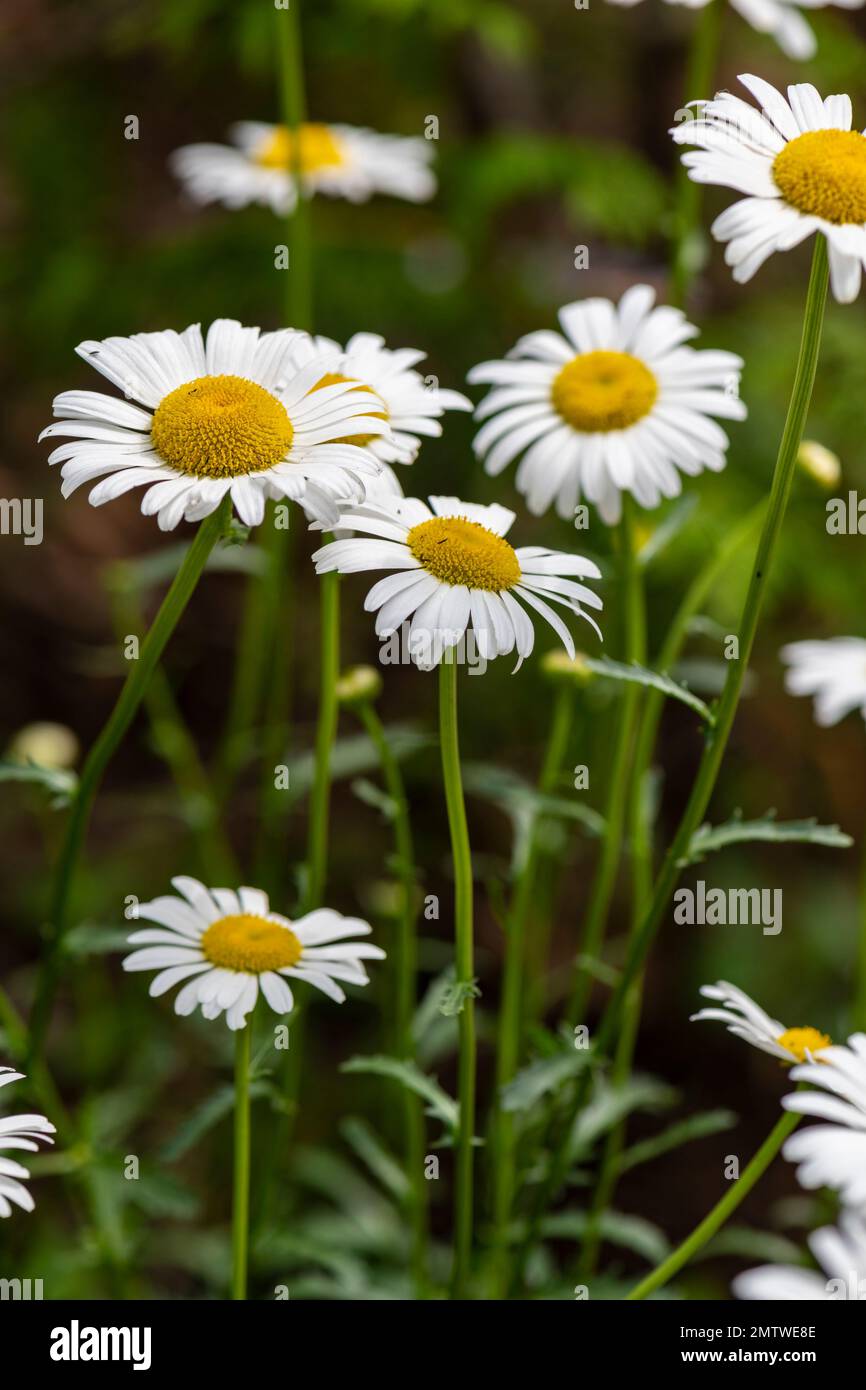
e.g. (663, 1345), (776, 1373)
(462, 761), (604, 876)
(637, 496), (699, 569)
(0, 758), (77, 806)
(501, 1048), (593, 1113)
(350, 776), (397, 821)
(341, 1055), (458, 1132)
(582, 658), (713, 724)
(697, 1226), (805, 1265)
(340, 1117), (410, 1204)
(619, 1109), (738, 1174)
(159, 1079), (270, 1162)
(541, 1209), (670, 1264)
(439, 977), (481, 1017)
(283, 727), (431, 804)
(65, 924), (132, 956)
(684, 810), (854, 864)
(569, 1076), (678, 1157)
(106, 539), (265, 595)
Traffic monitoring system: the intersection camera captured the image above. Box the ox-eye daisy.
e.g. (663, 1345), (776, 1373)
(288, 331), (472, 469)
(606, 0), (864, 63)
(691, 980), (831, 1063)
(467, 286), (744, 525)
(172, 122), (435, 216)
(783, 1033), (866, 1206)
(0, 1067), (55, 1217)
(41, 320), (390, 530)
(672, 73), (866, 304)
(122, 876), (384, 1031)
(781, 638), (866, 726)
(733, 1211), (866, 1300)
(312, 495), (603, 670)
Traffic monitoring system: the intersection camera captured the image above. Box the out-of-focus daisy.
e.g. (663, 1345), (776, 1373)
(671, 73), (866, 304)
(313, 494), (602, 669)
(40, 320), (389, 530)
(172, 122), (435, 215)
(288, 331), (472, 468)
(691, 980), (831, 1063)
(122, 876), (384, 1031)
(606, 0), (864, 63)
(0, 1067), (55, 1217)
(733, 1211), (866, 1300)
(783, 1033), (866, 1206)
(781, 638), (866, 726)
(467, 286), (744, 525)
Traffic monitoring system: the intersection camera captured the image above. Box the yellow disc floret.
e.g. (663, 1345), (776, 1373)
(200, 914), (303, 974)
(776, 1026), (832, 1064)
(407, 516), (521, 592)
(773, 129), (866, 225)
(255, 123), (345, 173)
(552, 351), (658, 432)
(150, 375), (293, 478)
(313, 371), (387, 447)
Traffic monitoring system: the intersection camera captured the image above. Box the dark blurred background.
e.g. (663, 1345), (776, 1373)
(2, 0), (866, 1297)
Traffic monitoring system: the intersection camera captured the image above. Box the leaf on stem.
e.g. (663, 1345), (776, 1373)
(582, 658), (714, 724)
(684, 810), (853, 864)
(341, 1054), (458, 1133)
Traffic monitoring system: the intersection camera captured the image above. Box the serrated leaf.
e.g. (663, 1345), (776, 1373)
(0, 758), (77, 806)
(541, 1209), (670, 1264)
(439, 977), (480, 1017)
(462, 762), (604, 876)
(697, 1226), (805, 1265)
(684, 810), (853, 864)
(501, 1048), (593, 1113)
(341, 1055), (457, 1132)
(340, 1117), (409, 1204)
(583, 658), (713, 724)
(619, 1109), (738, 1174)
(569, 1076), (678, 1158)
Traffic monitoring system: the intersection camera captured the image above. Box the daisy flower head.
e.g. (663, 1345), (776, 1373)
(691, 980), (831, 1064)
(122, 876), (385, 1031)
(733, 1211), (866, 1300)
(783, 1033), (866, 1206)
(671, 73), (866, 304)
(172, 122), (435, 216)
(0, 1067), (55, 1217)
(467, 285), (745, 525)
(606, 0), (865, 63)
(312, 494), (603, 671)
(781, 638), (866, 727)
(41, 320), (391, 531)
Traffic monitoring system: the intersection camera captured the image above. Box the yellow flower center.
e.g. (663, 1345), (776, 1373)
(406, 516), (521, 592)
(776, 1026), (832, 1064)
(551, 351), (658, 432)
(255, 123), (345, 173)
(200, 914), (303, 974)
(773, 129), (866, 225)
(150, 375), (293, 478)
(313, 371), (387, 447)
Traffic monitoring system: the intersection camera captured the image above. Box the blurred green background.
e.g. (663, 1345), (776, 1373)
(2, 0), (866, 1298)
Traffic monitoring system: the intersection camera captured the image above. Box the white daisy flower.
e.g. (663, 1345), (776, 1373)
(312, 494), (603, 670)
(783, 1033), (866, 1206)
(467, 285), (745, 525)
(0, 1067), (55, 1217)
(691, 980), (831, 1063)
(40, 319), (390, 531)
(606, 0), (864, 63)
(122, 876), (385, 1031)
(781, 638), (866, 726)
(671, 73), (866, 304)
(171, 122), (435, 215)
(287, 331), (472, 469)
(733, 1211), (866, 1300)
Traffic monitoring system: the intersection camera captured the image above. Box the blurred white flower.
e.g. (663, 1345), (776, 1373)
(783, 1033), (866, 1206)
(691, 980), (831, 1063)
(781, 638), (866, 726)
(608, 0), (864, 62)
(0, 1068), (55, 1218)
(733, 1211), (866, 1299)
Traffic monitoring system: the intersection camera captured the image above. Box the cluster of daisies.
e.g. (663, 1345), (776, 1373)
(693, 985), (866, 1299)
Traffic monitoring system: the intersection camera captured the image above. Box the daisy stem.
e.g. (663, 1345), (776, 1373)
(670, 0), (723, 308)
(439, 652), (476, 1299)
(624, 1109), (801, 1300)
(27, 498), (232, 1070)
(303, 565), (340, 910)
(356, 696), (428, 1290)
(232, 1022), (253, 1300)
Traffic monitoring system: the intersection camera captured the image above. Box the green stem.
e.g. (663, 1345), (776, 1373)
(27, 499), (230, 1068)
(625, 1110), (800, 1300)
(303, 566), (340, 911)
(439, 654), (476, 1299)
(567, 497), (646, 1025)
(489, 681), (574, 1291)
(670, 0), (723, 308)
(232, 1023), (252, 1300)
(356, 698), (428, 1292)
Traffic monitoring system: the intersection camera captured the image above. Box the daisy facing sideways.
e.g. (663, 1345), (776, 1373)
(671, 73), (866, 303)
(41, 320), (390, 531)
(122, 876), (385, 1030)
(0, 1067), (55, 1217)
(733, 1211), (866, 1300)
(467, 285), (744, 525)
(605, 0), (865, 63)
(781, 638), (866, 726)
(691, 980), (831, 1064)
(172, 121), (435, 215)
(783, 1033), (866, 1207)
(312, 494), (603, 669)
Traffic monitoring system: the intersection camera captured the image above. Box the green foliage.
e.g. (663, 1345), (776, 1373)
(341, 1055), (458, 1132)
(583, 658), (714, 724)
(685, 811), (854, 865)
